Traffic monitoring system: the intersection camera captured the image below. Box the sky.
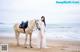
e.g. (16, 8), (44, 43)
(0, 0), (80, 24)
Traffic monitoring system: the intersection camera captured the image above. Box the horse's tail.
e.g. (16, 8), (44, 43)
(14, 23), (19, 32)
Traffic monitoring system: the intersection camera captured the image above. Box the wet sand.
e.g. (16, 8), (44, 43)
(0, 37), (80, 52)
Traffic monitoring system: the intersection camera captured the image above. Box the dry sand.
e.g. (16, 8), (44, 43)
(0, 37), (80, 52)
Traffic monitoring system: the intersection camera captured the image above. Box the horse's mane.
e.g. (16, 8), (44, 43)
(28, 19), (36, 29)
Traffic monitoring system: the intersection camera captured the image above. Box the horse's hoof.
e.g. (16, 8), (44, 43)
(30, 46), (33, 48)
(24, 47), (27, 48)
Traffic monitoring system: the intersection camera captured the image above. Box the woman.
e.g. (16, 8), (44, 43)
(37, 16), (46, 48)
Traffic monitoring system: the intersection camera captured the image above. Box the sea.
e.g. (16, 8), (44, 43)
(0, 23), (80, 41)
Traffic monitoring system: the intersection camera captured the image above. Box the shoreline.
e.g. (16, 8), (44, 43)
(0, 36), (80, 52)
(0, 36), (80, 42)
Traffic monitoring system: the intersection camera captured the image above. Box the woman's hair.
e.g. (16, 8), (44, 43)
(41, 16), (46, 27)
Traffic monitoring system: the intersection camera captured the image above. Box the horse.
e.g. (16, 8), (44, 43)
(14, 19), (39, 48)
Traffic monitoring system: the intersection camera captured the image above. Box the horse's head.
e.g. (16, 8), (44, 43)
(35, 20), (41, 30)
(28, 19), (40, 31)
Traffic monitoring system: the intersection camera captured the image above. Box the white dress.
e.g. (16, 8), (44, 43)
(37, 20), (46, 48)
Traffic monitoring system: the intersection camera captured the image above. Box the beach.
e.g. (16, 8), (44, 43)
(0, 0), (80, 52)
(0, 37), (80, 52)
(0, 23), (80, 52)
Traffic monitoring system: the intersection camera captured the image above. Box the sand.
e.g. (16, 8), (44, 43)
(0, 37), (80, 52)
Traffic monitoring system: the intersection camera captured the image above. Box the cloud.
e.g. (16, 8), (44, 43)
(0, 0), (80, 24)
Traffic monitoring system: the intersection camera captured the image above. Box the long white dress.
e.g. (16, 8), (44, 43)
(37, 20), (46, 48)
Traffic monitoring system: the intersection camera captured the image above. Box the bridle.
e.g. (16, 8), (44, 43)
(35, 20), (41, 31)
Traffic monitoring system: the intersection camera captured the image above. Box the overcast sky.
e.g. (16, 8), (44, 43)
(0, 0), (80, 24)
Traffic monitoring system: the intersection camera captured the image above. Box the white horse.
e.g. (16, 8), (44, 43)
(14, 19), (38, 48)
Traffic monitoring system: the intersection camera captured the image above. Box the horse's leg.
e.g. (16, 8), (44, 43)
(24, 34), (27, 48)
(15, 32), (20, 46)
(29, 33), (33, 48)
